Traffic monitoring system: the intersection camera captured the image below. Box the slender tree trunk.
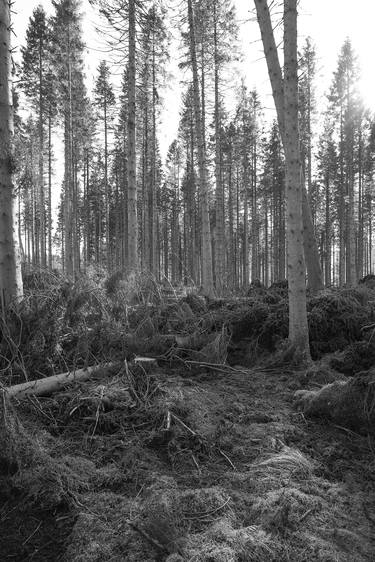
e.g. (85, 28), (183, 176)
(127, 0), (138, 272)
(243, 170), (249, 287)
(187, 0), (214, 296)
(339, 107), (346, 286)
(38, 39), (46, 268)
(48, 111), (52, 269)
(325, 174), (331, 285)
(251, 125), (258, 280)
(151, 29), (158, 275)
(284, 0), (310, 358)
(64, 27), (74, 277)
(213, 1), (225, 293)
(346, 80), (356, 286)
(0, 0), (23, 307)
(357, 128), (363, 279)
(104, 97), (110, 270)
(254, 0), (323, 292)
(227, 143), (235, 288)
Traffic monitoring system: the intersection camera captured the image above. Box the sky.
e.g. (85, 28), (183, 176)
(12, 0), (375, 188)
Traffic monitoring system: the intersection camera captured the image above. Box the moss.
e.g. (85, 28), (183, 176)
(294, 369), (375, 433)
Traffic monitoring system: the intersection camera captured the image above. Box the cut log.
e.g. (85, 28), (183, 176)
(133, 357), (158, 372)
(4, 363), (115, 400)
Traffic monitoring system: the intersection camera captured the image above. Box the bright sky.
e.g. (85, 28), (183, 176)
(13, 0), (375, 162)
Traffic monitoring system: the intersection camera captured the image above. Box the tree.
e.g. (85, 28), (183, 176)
(0, 0), (23, 307)
(299, 37), (316, 221)
(283, 0), (309, 358)
(51, 0), (87, 276)
(187, 0), (214, 297)
(94, 60), (115, 268)
(21, 6), (51, 268)
(328, 39), (362, 286)
(127, 0), (138, 272)
(254, 0), (310, 359)
(254, 0), (323, 293)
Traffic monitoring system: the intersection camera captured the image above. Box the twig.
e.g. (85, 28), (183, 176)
(218, 448), (236, 470)
(191, 453), (200, 473)
(22, 520), (42, 546)
(300, 507), (315, 522)
(171, 412), (197, 436)
(165, 410), (171, 431)
(126, 520), (167, 553)
(184, 497), (231, 520)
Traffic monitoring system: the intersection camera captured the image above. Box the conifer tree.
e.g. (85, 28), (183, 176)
(0, 0), (23, 306)
(21, 6), (52, 268)
(94, 60), (115, 268)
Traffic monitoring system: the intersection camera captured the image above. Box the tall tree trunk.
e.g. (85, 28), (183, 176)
(213, 1), (225, 293)
(325, 174), (331, 285)
(38, 39), (46, 269)
(345, 76), (356, 286)
(64, 28), (74, 277)
(150, 29), (158, 275)
(187, 0), (214, 296)
(357, 128), (363, 279)
(127, 0), (138, 272)
(251, 119), (258, 281)
(254, 0), (323, 292)
(104, 97), (110, 270)
(283, 0), (310, 357)
(48, 111), (52, 269)
(0, 0), (23, 307)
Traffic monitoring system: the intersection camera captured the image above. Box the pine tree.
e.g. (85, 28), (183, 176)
(187, 0), (214, 297)
(21, 6), (53, 268)
(51, 0), (86, 276)
(0, 0), (23, 306)
(94, 60), (115, 269)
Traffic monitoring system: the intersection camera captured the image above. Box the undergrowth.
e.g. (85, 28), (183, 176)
(1, 270), (375, 387)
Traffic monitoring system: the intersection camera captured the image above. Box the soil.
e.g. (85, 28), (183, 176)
(1, 360), (374, 561)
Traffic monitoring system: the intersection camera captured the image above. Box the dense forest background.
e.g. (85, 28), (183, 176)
(16, 0), (375, 290)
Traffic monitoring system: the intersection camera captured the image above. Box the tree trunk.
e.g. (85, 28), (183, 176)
(213, 1), (225, 294)
(283, 0), (309, 358)
(187, 0), (214, 297)
(254, 0), (323, 293)
(38, 39), (46, 269)
(127, 0), (138, 272)
(48, 111), (53, 269)
(5, 363), (114, 399)
(0, 0), (23, 307)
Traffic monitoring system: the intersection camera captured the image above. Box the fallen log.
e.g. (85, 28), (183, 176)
(3, 363), (115, 400)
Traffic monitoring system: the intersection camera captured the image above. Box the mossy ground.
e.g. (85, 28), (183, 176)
(0, 362), (374, 561)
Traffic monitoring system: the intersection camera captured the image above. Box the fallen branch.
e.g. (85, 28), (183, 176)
(3, 363), (115, 400)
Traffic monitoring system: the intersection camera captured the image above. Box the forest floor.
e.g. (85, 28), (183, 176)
(1, 272), (375, 561)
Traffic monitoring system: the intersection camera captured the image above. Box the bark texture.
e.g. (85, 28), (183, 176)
(254, 0), (323, 293)
(187, 0), (214, 297)
(283, 0), (309, 355)
(0, 0), (23, 308)
(127, 0), (138, 271)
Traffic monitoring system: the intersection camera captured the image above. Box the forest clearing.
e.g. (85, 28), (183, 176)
(1, 0), (375, 560)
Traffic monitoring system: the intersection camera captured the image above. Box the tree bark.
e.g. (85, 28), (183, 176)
(0, 0), (23, 308)
(283, 0), (309, 357)
(5, 363), (114, 399)
(213, 1), (225, 294)
(253, 0), (323, 293)
(127, 0), (138, 272)
(187, 0), (214, 297)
